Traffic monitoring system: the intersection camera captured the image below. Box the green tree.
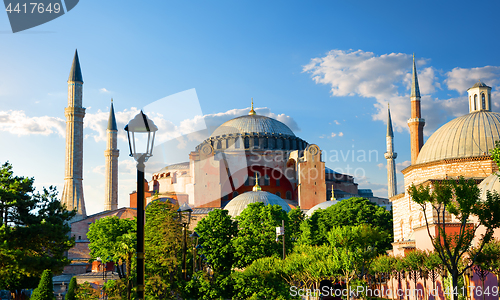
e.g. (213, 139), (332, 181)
(409, 177), (500, 300)
(75, 282), (99, 300)
(65, 277), (77, 300)
(87, 216), (136, 299)
(327, 224), (387, 278)
(30, 270), (54, 300)
(233, 202), (291, 268)
(0, 162), (75, 299)
(195, 209), (237, 276)
(475, 239), (500, 298)
(299, 197), (393, 250)
(232, 256), (294, 300)
(144, 199), (183, 298)
(287, 207), (305, 244)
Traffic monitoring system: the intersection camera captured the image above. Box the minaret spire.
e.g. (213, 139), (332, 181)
(408, 54), (425, 164)
(105, 99), (119, 211)
(385, 104), (397, 198)
(61, 50), (86, 221)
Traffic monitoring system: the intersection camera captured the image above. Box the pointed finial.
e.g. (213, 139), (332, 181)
(252, 173), (262, 191)
(107, 99), (117, 131)
(330, 185), (336, 201)
(387, 104), (394, 137)
(68, 49), (83, 83)
(249, 98), (256, 115)
(411, 54), (420, 98)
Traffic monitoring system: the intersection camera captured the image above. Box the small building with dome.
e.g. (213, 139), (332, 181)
(391, 58), (500, 255)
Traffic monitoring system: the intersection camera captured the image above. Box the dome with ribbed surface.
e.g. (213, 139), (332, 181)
(210, 115), (295, 138)
(224, 191), (291, 218)
(415, 111), (500, 164)
(306, 200), (338, 217)
(478, 173), (500, 202)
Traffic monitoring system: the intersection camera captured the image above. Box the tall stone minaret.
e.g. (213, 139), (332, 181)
(407, 54), (425, 164)
(384, 104), (397, 198)
(104, 100), (119, 211)
(61, 50), (86, 221)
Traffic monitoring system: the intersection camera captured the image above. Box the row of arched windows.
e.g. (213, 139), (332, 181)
(471, 93), (489, 111)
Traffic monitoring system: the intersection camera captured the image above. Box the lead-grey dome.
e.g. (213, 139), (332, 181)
(306, 200), (338, 217)
(415, 111), (500, 164)
(210, 115), (295, 138)
(224, 190), (291, 218)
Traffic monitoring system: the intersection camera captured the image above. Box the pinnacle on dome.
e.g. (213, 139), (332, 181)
(107, 99), (118, 131)
(249, 98), (256, 115)
(252, 173), (262, 191)
(387, 103), (394, 137)
(411, 54), (420, 98)
(68, 49), (83, 83)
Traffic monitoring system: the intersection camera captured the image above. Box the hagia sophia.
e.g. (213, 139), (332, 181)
(55, 50), (500, 293)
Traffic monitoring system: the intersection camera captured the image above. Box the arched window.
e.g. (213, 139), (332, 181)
(474, 94), (478, 110)
(276, 192), (281, 198)
(276, 178), (280, 186)
(400, 220), (404, 241)
(244, 137), (250, 148)
(286, 191), (292, 200)
(254, 137), (259, 147)
(482, 93), (486, 109)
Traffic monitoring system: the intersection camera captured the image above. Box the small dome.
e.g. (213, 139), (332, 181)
(224, 190), (291, 218)
(306, 200), (338, 217)
(210, 115), (295, 138)
(469, 81), (490, 89)
(415, 111), (500, 164)
(478, 173), (500, 201)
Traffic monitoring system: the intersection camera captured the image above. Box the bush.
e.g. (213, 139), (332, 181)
(65, 277), (76, 300)
(31, 270), (55, 300)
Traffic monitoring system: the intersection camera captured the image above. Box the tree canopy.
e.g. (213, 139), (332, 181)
(0, 162), (75, 298)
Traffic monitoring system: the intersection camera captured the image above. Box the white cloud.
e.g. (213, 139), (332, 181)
(99, 88), (111, 93)
(330, 132), (343, 138)
(0, 110), (65, 136)
(304, 49), (500, 136)
(396, 160), (411, 173)
(339, 132), (344, 137)
(334, 120), (340, 125)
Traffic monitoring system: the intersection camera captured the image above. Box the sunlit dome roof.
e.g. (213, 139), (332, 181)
(478, 173), (500, 201)
(415, 111), (500, 164)
(224, 190), (291, 218)
(210, 115), (295, 138)
(305, 200), (338, 217)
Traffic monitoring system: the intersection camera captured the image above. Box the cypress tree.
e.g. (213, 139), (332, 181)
(30, 269), (55, 300)
(65, 277), (77, 300)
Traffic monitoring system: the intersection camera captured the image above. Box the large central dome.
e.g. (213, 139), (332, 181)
(416, 111), (500, 164)
(210, 115), (295, 138)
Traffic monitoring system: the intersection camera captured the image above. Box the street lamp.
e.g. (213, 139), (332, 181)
(190, 231), (200, 274)
(125, 110), (158, 300)
(177, 202), (193, 281)
(275, 220), (285, 259)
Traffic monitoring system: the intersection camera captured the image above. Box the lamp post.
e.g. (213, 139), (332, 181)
(190, 231), (200, 274)
(125, 110), (158, 300)
(275, 220), (285, 259)
(177, 202), (193, 281)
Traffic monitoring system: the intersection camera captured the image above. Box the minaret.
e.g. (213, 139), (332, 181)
(61, 50), (86, 221)
(385, 104), (397, 198)
(407, 54), (425, 164)
(104, 99), (119, 211)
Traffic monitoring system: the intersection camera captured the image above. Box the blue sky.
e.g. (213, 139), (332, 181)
(1, 0), (500, 215)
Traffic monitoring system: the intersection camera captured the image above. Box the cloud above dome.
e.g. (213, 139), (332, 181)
(303, 49), (500, 136)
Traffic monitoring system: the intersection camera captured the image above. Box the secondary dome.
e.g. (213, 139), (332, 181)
(415, 111), (500, 164)
(478, 173), (500, 201)
(224, 190), (291, 218)
(305, 199), (338, 217)
(210, 114), (296, 138)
